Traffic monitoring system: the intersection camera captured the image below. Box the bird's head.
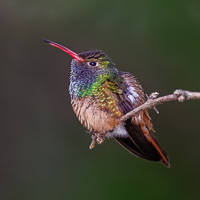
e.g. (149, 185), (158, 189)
(44, 40), (118, 77)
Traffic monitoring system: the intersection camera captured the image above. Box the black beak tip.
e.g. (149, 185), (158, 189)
(43, 39), (51, 44)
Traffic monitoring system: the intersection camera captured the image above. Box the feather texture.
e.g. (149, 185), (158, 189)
(113, 72), (170, 167)
(45, 40), (170, 166)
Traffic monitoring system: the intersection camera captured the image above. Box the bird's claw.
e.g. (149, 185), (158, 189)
(146, 92), (160, 114)
(89, 134), (105, 149)
(96, 136), (104, 144)
(89, 135), (97, 149)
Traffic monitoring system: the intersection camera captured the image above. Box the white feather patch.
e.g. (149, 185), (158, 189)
(106, 124), (128, 138)
(128, 94), (135, 103)
(127, 86), (139, 103)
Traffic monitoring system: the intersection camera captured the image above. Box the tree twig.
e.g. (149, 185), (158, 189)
(121, 89), (200, 122)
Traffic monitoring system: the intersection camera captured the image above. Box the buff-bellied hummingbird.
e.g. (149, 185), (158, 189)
(44, 39), (170, 167)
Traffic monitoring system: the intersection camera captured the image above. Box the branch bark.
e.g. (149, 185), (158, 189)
(121, 89), (200, 122)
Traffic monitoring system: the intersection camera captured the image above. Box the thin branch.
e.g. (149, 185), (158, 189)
(121, 89), (200, 122)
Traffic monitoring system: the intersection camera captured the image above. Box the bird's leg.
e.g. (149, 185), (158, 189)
(89, 134), (97, 149)
(89, 133), (105, 149)
(96, 134), (105, 145)
(146, 93), (160, 114)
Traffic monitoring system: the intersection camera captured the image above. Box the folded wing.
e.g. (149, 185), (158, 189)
(113, 72), (170, 167)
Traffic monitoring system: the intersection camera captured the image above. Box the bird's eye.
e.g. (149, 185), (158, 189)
(88, 61), (98, 67)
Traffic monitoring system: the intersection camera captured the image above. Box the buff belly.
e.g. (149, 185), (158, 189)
(71, 97), (122, 134)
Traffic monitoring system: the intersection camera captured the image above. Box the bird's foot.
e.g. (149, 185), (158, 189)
(89, 134), (105, 149)
(89, 134), (97, 149)
(96, 135), (104, 144)
(146, 92), (160, 114)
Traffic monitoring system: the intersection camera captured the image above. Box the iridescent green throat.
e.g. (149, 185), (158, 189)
(77, 74), (111, 97)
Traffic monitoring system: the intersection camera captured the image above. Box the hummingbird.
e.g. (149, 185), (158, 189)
(44, 39), (170, 167)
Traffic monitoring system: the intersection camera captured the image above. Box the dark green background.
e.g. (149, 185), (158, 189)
(1, 0), (200, 199)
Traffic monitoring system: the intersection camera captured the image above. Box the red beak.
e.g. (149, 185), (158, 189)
(44, 39), (85, 62)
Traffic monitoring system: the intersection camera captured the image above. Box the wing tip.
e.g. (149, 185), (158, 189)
(147, 134), (171, 168)
(161, 156), (171, 168)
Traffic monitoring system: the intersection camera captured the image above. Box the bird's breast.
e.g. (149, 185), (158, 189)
(71, 96), (122, 134)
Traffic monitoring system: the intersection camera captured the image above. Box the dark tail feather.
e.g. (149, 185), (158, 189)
(114, 137), (161, 161)
(115, 120), (170, 167)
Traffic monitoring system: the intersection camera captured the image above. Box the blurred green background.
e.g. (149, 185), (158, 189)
(1, 0), (200, 199)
